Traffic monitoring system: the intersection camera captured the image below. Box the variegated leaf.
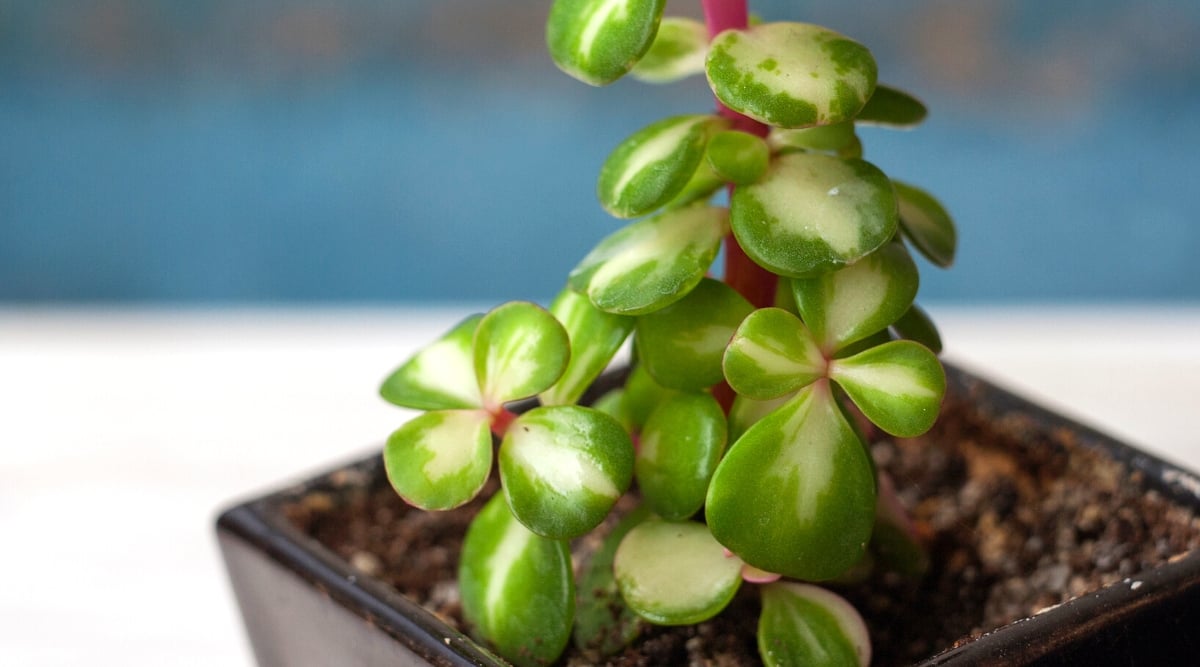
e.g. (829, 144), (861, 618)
(828, 340), (945, 437)
(705, 130), (770, 185)
(383, 409), (492, 510)
(895, 180), (957, 268)
(541, 288), (634, 407)
(379, 314), (483, 410)
(792, 242), (919, 353)
(856, 83), (927, 128)
(546, 0), (666, 86)
(630, 16), (708, 83)
(614, 520), (743, 625)
(459, 494), (574, 667)
(598, 114), (728, 219)
(499, 406), (634, 539)
(758, 582), (871, 667)
(891, 303), (943, 354)
(706, 22), (877, 129)
(705, 383), (876, 580)
(635, 277), (753, 391)
(730, 152), (898, 278)
(573, 505), (650, 656)
(475, 302), (570, 409)
(568, 205), (727, 315)
(722, 307), (825, 400)
(636, 392), (727, 520)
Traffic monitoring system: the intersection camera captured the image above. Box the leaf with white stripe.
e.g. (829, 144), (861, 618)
(758, 582), (871, 667)
(499, 406), (634, 539)
(541, 288), (634, 407)
(379, 314), (483, 410)
(630, 16), (708, 83)
(383, 409), (492, 510)
(829, 340), (945, 437)
(706, 22), (877, 129)
(568, 204), (727, 315)
(459, 494), (574, 667)
(475, 302), (570, 409)
(547, 0), (666, 86)
(895, 180), (957, 268)
(730, 152), (898, 278)
(723, 308), (825, 400)
(856, 84), (927, 128)
(636, 392), (727, 520)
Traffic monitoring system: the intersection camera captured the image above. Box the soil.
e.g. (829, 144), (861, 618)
(284, 385), (1200, 666)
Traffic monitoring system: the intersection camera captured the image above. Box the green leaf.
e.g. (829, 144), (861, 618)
(568, 205), (727, 315)
(634, 277), (753, 390)
(891, 303), (942, 354)
(573, 505), (650, 657)
(792, 242), (919, 353)
(663, 157), (726, 210)
(894, 180), (957, 268)
(767, 122), (859, 155)
(871, 472), (928, 577)
(722, 307), (825, 400)
(475, 302), (570, 408)
(499, 406), (634, 539)
(619, 363), (676, 430)
(706, 383), (876, 580)
(705, 130), (770, 185)
(546, 0), (667, 86)
(598, 115), (728, 219)
(728, 392), (793, 443)
(730, 152), (898, 278)
(855, 83), (927, 128)
(630, 16), (708, 83)
(383, 408), (493, 511)
(706, 22), (877, 129)
(758, 582), (871, 667)
(614, 520), (743, 625)
(829, 340), (946, 437)
(379, 314), (483, 410)
(636, 392), (727, 520)
(541, 289), (634, 407)
(459, 494), (574, 667)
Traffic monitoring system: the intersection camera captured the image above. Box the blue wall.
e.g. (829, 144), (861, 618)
(3, 1), (1198, 303)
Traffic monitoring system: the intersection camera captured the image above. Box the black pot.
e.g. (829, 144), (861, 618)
(217, 366), (1200, 666)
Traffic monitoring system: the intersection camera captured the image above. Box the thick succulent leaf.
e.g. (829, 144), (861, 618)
(499, 406), (634, 539)
(758, 582), (871, 667)
(635, 278), (753, 391)
(630, 16), (708, 83)
(568, 205), (728, 315)
(546, 0), (667, 86)
(730, 152), (898, 278)
(829, 340), (946, 437)
(636, 392), (727, 519)
(614, 520), (743, 625)
(894, 180), (957, 267)
(768, 122), (859, 155)
(459, 494), (574, 667)
(541, 289), (634, 407)
(663, 157), (726, 209)
(855, 84), (927, 128)
(706, 383), (876, 580)
(723, 307), (825, 400)
(706, 22), (877, 129)
(792, 242), (919, 353)
(383, 409), (492, 511)
(728, 392), (793, 443)
(891, 303), (942, 354)
(475, 302), (570, 408)
(573, 505), (650, 657)
(379, 314), (483, 410)
(705, 130), (770, 185)
(620, 363), (676, 430)
(598, 115), (727, 219)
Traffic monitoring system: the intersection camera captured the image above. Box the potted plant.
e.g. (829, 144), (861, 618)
(218, 2), (1200, 665)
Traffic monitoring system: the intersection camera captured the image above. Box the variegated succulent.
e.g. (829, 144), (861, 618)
(379, 2), (957, 665)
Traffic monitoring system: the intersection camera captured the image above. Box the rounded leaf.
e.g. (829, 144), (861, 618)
(829, 340), (946, 437)
(630, 16), (708, 83)
(730, 152), (898, 278)
(619, 363), (676, 431)
(499, 406), (634, 539)
(541, 288), (635, 407)
(706, 22), (877, 129)
(573, 505), (650, 656)
(546, 0), (666, 86)
(728, 392), (793, 443)
(768, 122), (859, 155)
(636, 392), (727, 519)
(379, 314), (483, 410)
(891, 303), (942, 354)
(384, 409), (492, 510)
(855, 84), (927, 128)
(758, 582), (871, 667)
(475, 302), (570, 408)
(705, 130), (770, 185)
(614, 520), (743, 625)
(723, 307), (825, 400)
(894, 180), (957, 268)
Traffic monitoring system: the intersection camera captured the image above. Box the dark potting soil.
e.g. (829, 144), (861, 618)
(284, 389), (1200, 666)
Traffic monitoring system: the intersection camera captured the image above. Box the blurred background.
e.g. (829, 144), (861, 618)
(3, 0), (1199, 305)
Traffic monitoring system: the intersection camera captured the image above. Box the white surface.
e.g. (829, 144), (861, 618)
(1, 304), (1197, 666)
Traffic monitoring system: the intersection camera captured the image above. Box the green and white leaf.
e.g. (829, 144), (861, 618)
(379, 314), (483, 410)
(614, 520), (743, 625)
(792, 242), (919, 353)
(829, 340), (946, 437)
(768, 122), (859, 156)
(573, 505), (650, 657)
(636, 392), (727, 520)
(459, 494), (574, 667)
(706, 22), (877, 128)
(758, 582), (871, 667)
(630, 16), (708, 83)
(895, 180), (957, 268)
(383, 409), (493, 511)
(499, 406), (634, 539)
(855, 83), (927, 128)
(634, 278), (753, 391)
(546, 0), (667, 86)
(891, 303), (942, 354)
(475, 302), (570, 409)
(568, 205), (727, 315)
(598, 114), (727, 219)
(706, 383), (876, 581)
(705, 130), (770, 185)
(730, 152), (898, 278)
(723, 307), (825, 400)
(541, 289), (634, 407)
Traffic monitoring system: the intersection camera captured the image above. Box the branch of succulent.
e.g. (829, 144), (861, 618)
(379, 1), (958, 665)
